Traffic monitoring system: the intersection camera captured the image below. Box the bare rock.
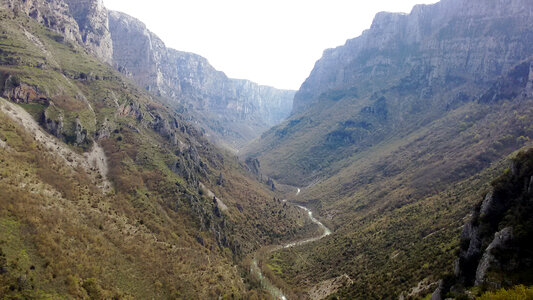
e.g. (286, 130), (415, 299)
(1, 75), (48, 104)
(474, 227), (513, 286)
(293, 0), (533, 113)
(63, 0), (113, 64)
(0, 0), (113, 64)
(479, 192), (494, 216)
(42, 109), (63, 138)
(308, 274), (353, 300)
(245, 157), (261, 176)
(74, 117), (88, 145)
(108, 10), (294, 148)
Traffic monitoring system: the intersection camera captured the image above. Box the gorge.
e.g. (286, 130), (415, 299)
(0, 0), (532, 299)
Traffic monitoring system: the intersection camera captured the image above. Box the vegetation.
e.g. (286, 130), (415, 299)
(0, 10), (308, 298)
(245, 39), (533, 299)
(477, 285), (533, 300)
(440, 148), (533, 298)
(1, 2), (532, 299)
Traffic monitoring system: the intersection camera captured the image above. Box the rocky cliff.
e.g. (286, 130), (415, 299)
(108, 11), (294, 149)
(63, 0), (113, 64)
(240, 0), (533, 297)
(0, 0), (113, 64)
(0, 8), (308, 298)
(432, 149), (533, 299)
(243, 0), (533, 186)
(293, 0), (532, 113)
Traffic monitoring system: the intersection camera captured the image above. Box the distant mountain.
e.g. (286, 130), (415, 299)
(108, 11), (294, 150)
(1, 0), (295, 151)
(242, 0), (533, 298)
(292, 0), (532, 115)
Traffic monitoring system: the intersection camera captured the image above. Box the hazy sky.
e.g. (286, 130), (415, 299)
(103, 0), (439, 90)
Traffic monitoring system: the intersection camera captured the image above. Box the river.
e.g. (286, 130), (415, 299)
(250, 191), (331, 299)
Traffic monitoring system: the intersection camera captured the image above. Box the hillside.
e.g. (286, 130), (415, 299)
(244, 0), (532, 186)
(242, 0), (533, 298)
(108, 11), (295, 151)
(0, 4), (310, 298)
(1, 0), (532, 298)
(432, 148), (533, 298)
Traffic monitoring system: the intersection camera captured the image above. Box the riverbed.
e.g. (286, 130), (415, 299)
(250, 193), (331, 299)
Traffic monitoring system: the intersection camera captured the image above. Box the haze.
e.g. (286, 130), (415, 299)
(103, 0), (439, 90)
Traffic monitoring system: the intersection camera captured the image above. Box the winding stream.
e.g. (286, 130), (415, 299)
(250, 191), (332, 299)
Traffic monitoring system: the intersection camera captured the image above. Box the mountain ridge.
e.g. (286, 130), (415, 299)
(293, 0), (532, 113)
(0, 3), (308, 298)
(1, 0), (532, 298)
(108, 10), (294, 150)
(244, 0), (532, 186)
(240, 0), (533, 298)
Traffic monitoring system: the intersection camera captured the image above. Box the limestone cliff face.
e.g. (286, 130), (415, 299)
(106, 11), (166, 95)
(63, 0), (113, 64)
(242, 0), (533, 188)
(293, 0), (533, 113)
(108, 11), (294, 148)
(0, 0), (113, 64)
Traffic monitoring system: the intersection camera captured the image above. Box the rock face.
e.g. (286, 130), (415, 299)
(243, 0), (533, 187)
(0, 0), (113, 64)
(474, 227), (513, 286)
(108, 11), (294, 149)
(1, 75), (48, 104)
(293, 0), (533, 113)
(434, 149), (533, 298)
(63, 0), (113, 64)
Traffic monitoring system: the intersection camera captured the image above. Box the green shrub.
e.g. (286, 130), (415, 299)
(477, 285), (533, 299)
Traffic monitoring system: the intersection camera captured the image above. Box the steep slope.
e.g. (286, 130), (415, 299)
(432, 148), (533, 299)
(108, 11), (294, 150)
(0, 7), (310, 298)
(244, 0), (532, 186)
(241, 0), (533, 298)
(292, 0), (531, 115)
(0, 0), (113, 64)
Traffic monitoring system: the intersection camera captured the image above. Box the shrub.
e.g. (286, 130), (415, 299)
(477, 285), (533, 300)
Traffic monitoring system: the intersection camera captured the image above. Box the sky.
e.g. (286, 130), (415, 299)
(103, 0), (439, 90)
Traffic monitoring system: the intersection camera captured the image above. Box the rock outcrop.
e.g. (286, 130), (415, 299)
(0, 0), (113, 64)
(63, 0), (113, 64)
(1, 74), (48, 104)
(108, 11), (294, 149)
(474, 227), (513, 286)
(434, 148), (533, 298)
(293, 0), (533, 113)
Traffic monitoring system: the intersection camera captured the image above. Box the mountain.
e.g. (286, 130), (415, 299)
(242, 0), (533, 298)
(245, 0), (532, 185)
(2, 0), (532, 298)
(108, 11), (294, 150)
(0, 1), (310, 298)
(292, 0), (532, 115)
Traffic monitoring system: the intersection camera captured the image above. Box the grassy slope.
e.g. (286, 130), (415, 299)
(260, 92), (533, 298)
(242, 51), (533, 298)
(0, 10), (310, 298)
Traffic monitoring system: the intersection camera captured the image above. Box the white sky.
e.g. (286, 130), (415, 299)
(103, 0), (439, 90)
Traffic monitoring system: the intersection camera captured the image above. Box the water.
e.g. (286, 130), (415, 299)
(250, 200), (332, 299)
(250, 258), (287, 300)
